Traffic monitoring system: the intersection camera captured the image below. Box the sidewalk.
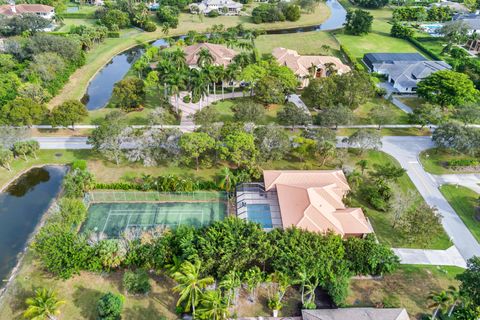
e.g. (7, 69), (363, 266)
(393, 246), (466, 268)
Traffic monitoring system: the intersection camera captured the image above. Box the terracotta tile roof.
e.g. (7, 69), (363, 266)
(272, 47), (351, 78)
(0, 4), (54, 16)
(264, 170), (372, 237)
(183, 43), (237, 67)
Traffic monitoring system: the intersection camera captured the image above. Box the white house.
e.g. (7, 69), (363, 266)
(189, 0), (243, 15)
(452, 12), (480, 36)
(0, 2), (55, 20)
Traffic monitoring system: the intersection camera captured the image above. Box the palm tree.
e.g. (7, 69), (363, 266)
(218, 167), (236, 193)
(356, 159), (369, 175)
(23, 288), (65, 320)
(225, 63), (240, 95)
(347, 170), (363, 190)
(428, 290), (451, 320)
(294, 268), (309, 305)
(219, 270), (241, 307)
(173, 260), (214, 318)
(167, 72), (187, 113)
(170, 48), (187, 71)
(190, 68), (209, 109)
(447, 286), (461, 317)
(197, 289), (229, 320)
(197, 48), (214, 68)
(243, 267), (264, 302)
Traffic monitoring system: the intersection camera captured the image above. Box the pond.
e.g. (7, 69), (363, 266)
(0, 166), (66, 289)
(82, 0), (346, 110)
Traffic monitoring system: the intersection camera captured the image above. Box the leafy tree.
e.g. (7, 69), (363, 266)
(408, 102), (446, 127)
(0, 72), (21, 106)
(389, 189), (417, 228)
(63, 168), (95, 198)
(252, 4), (286, 24)
(88, 115), (128, 165)
(454, 103), (480, 125)
(292, 136), (316, 161)
(50, 100), (88, 130)
(342, 129), (382, 154)
(0, 148), (13, 171)
(123, 269), (151, 294)
(219, 270), (242, 307)
(13, 141), (32, 161)
(23, 288), (65, 320)
(232, 100), (265, 123)
(353, 0), (388, 8)
(360, 179), (393, 211)
(243, 266), (264, 302)
(457, 256), (480, 307)
(356, 159), (369, 175)
(317, 140), (337, 166)
(173, 260), (214, 316)
(58, 198), (87, 228)
(432, 122), (480, 156)
(371, 163), (406, 181)
(399, 203), (444, 246)
(193, 106), (219, 126)
(315, 105), (355, 129)
(283, 4), (301, 21)
(179, 132), (215, 170)
(417, 70), (478, 108)
(197, 289), (229, 320)
(344, 9), (373, 35)
(95, 240), (125, 271)
(96, 292), (124, 320)
(441, 21), (469, 46)
(220, 132), (258, 167)
(369, 105), (394, 129)
(99, 9), (130, 30)
(113, 77), (145, 111)
(0, 13), (50, 36)
(18, 83), (51, 104)
(149, 107), (176, 126)
(277, 102), (312, 129)
(254, 125), (290, 162)
(0, 97), (48, 126)
(33, 223), (91, 279)
(254, 75), (286, 105)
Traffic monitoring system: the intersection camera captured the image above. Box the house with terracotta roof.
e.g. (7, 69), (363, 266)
(272, 47), (351, 88)
(0, 3), (55, 19)
(236, 170), (373, 238)
(183, 43), (238, 68)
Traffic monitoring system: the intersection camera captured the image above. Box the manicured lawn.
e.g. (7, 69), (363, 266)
(255, 30), (340, 56)
(209, 98), (284, 124)
(416, 36), (447, 57)
(347, 265), (462, 319)
(57, 18), (98, 32)
(333, 1), (423, 64)
(419, 148), (480, 174)
(354, 98), (409, 125)
(396, 97), (427, 110)
(440, 185), (480, 242)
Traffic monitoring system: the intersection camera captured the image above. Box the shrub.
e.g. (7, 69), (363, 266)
(390, 23), (414, 39)
(340, 45), (365, 71)
(123, 269), (151, 295)
(71, 159), (87, 171)
(58, 197), (87, 227)
(182, 95), (191, 103)
(360, 180), (393, 211)
(143, 21), (157, 32)
(97, 292), (124, 320)
(207, 9), (220, 17)
(107, 32), (120, 38)
(447, 159), (480, 167)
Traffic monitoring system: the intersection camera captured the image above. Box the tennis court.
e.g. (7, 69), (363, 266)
(82, 191), (228, 238)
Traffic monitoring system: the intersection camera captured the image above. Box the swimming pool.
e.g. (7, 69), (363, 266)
(247, 204), (273, 228)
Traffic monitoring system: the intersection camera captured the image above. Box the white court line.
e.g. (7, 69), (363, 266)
(101, 208), (112, 234)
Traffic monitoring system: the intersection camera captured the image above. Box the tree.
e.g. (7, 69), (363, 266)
(96, 292), (124, 320)
(94, 240), (125, 271)
(399, 203), (444, 246)
(254, 125), (290, 162)
(254, 75), (287, 105)
(277, 102), (312, 129)
(197, 289), (229, 320)
(149, 107), (176, 126)
(179, 132), (215, 170)
(0, 13), (50, 36)
(219, 270), (241, 307)
(292, 136), (316, 161)
(232, 100), (265, 123)
(0, 126), (29, 149)
(344, 9), (373, 35)
(0, 97), (48, 126)
(428, 291), (451, 320)
(370, 105), (394, 129)
(220, 132), (258, 167)
(417, 70), (478, 108)
(88, 115), (128, 165)
(342, 129), (382, 154)
(18, 82), (51, 104)
(50, 100), (88, 130)
(173, 260), (214, 317)
(441, 21), (469, 46)
(63, 168), (95, 198)
(123, 269), (151, 294)
(58, 198), (87, 228)
(356, 159), (368, 175)
(13, 141), (32, 161)
(315, 105), (355, 129)
(454, 103), (480, 125)
(23, 288), (65, 320)
(389, 189), (417, 228)
(408, 102), (446, 127)
(457, 256), (480, 307)
(432, 122), (480, 156)
(0, 148), (13, 171)
(283, 4), (301, 21)
(99, 9), (130, 30)
(371, 163), (406, 181)
(354, 0), (388, 8)
(243, 266), (264, 302)
(113, 77), (145, 111)
(390, 23), (414, 39)
(197, 48), (214, 68)
(317, 140), (336, 166)
(156, 6), (179, 28)
(193, 106), (219, 126)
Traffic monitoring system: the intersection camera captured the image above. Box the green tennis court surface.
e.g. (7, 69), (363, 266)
(82, 202), (227, 238)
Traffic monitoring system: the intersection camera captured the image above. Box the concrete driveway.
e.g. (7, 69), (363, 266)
(434, 174), (480, 194)
(381, 136), (480, 261)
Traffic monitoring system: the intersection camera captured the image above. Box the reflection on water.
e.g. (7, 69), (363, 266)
(0, 166), (66, 287)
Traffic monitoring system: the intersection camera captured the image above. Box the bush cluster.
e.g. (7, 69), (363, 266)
(252, 3), (301, 24)
(446, 159), (480, 168)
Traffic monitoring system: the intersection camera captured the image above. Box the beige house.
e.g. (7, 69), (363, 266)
(236, 170), (373, 238)
(183, 43), (238, 68)
(272, 47), (351, 88)
(302, 308), (410, 320)
(0, 3), (55, 19)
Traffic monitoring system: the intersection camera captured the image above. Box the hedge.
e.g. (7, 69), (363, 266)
(107, 32), (120, 38)
(446, 159), (480, 168)
(57, 12), (96, 19)
(406, 36), (443, 61)
(340, 45), (366, 71)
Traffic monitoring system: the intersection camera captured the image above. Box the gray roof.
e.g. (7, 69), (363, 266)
(452, 13), (480, 29)
(373, 60), (451, 89)
(302, 308), (410, 320)
(363, 53), (426, 70)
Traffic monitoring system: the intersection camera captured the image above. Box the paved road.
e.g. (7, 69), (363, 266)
(35, 137), (91, 149)
(381, 136), (480, 261)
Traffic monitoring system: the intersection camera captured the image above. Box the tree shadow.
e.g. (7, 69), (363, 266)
(72, 285), (104, 320)
(123, 301), (167, 320)
(7, 284), (35, 319)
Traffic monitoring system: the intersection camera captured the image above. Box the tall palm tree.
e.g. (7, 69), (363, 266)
(197, 48), (214, 69)
(447, 286), (461, 317)
(23, 288), (65, 320)
(170, 48), (187, 71)
(428, 290), (451, 320)
(219, 270), (241, 307)
(173, 260), (214, 318)
(190, 68), (209, 109)
(167, 72), (187, 113)
(218, 167), (236, 193)
(197, 289), (229, 320)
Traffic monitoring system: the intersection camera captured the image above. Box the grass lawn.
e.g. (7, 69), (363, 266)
(416, 36), (447, 57)
(209, 98), (284, 124)
(440, 185), (480, 242)
(255, 30), (340, 56)
(419, 148), (480, 174)
(396, 97), (427, 110)
(354, 98), (410, 125)
(333, 1), (423, 64)
(48, 3), (330, 108)
(347, 265), (462, 319)
(57, 18), (98, 32)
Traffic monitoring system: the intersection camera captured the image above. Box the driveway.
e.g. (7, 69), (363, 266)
(434, 174), (480, 194)
(377, 82), (413, 114)
(381, 136), (480, 261)
(393, 246), (466, 268)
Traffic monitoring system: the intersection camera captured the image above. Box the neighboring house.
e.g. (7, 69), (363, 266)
(363, 53), (451, 93)
(430, 0), (469, 13)
(85, 0), (104, 6)
(0, 3), (55, 19)
(272, 47), (351, 88)
(466, 39), (480, 54)
(302, 308), (410, 320)
(452, 12), (480, 35)
(189, 0), (243, 15)
(183, 42), (238, 67)
(236, 170), (373, 238)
